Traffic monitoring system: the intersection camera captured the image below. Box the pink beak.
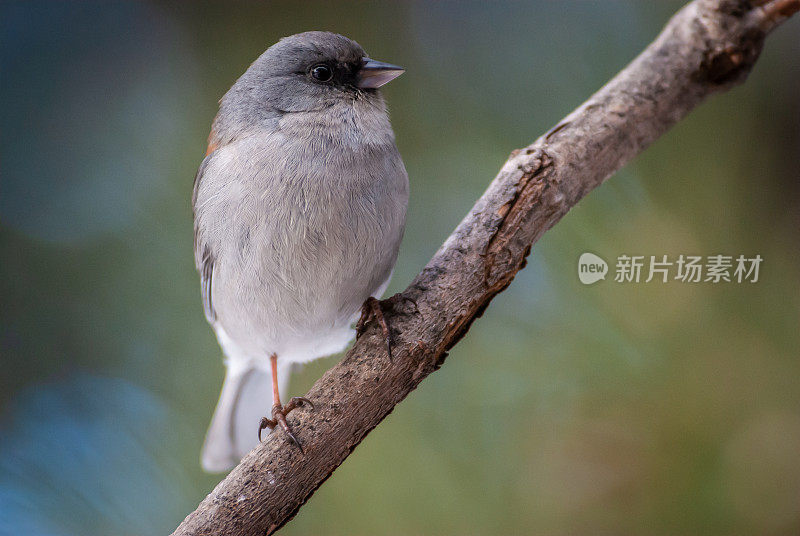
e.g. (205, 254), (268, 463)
(357, 58), (405, 89)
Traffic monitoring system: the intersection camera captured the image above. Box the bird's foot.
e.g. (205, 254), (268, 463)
(258, 396), (314, 452)
(355, 293), (420, 359)
(356, 296), (394, 359)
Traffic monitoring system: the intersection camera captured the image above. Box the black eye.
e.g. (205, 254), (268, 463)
(310, 64), (333, 82)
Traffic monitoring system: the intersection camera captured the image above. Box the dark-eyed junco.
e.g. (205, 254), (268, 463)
(192, 31), (408, 472)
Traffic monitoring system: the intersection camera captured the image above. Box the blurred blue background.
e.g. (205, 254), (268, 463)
(1, 1), (799, 534)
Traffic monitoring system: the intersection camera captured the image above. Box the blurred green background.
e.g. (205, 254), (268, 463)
(1, 1), (799, 535)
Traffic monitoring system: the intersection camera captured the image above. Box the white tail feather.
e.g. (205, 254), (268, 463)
(201, 363), (291, 472)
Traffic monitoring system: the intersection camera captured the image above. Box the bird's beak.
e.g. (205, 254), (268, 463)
(357, 58), (405, 89)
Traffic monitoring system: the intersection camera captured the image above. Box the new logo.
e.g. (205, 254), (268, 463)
(578, 252), (608, 285)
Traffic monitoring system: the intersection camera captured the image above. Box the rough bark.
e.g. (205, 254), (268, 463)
(172, 1), (799, 534)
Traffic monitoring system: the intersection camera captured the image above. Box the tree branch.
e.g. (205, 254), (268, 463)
(172, 1), (798, 534)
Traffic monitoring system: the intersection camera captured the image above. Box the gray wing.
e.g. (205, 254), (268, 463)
(193, 154), (217, 323)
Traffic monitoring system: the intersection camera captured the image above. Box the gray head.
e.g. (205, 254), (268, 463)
(210, 32), (403, 145)
(251, 32), (404, 109)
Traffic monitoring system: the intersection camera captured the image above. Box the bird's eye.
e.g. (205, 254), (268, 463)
(310, 64), (333, 82)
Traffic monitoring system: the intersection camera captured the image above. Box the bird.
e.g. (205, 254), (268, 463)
(192, 31), (408, 472)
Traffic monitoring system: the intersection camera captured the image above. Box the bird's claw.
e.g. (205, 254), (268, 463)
(287, 396), (314, 411)
(258, 398), (313, 452)
(387, 292), (420, 315)
(258, 416), (274, 442)
(356, 296), (393, 359)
